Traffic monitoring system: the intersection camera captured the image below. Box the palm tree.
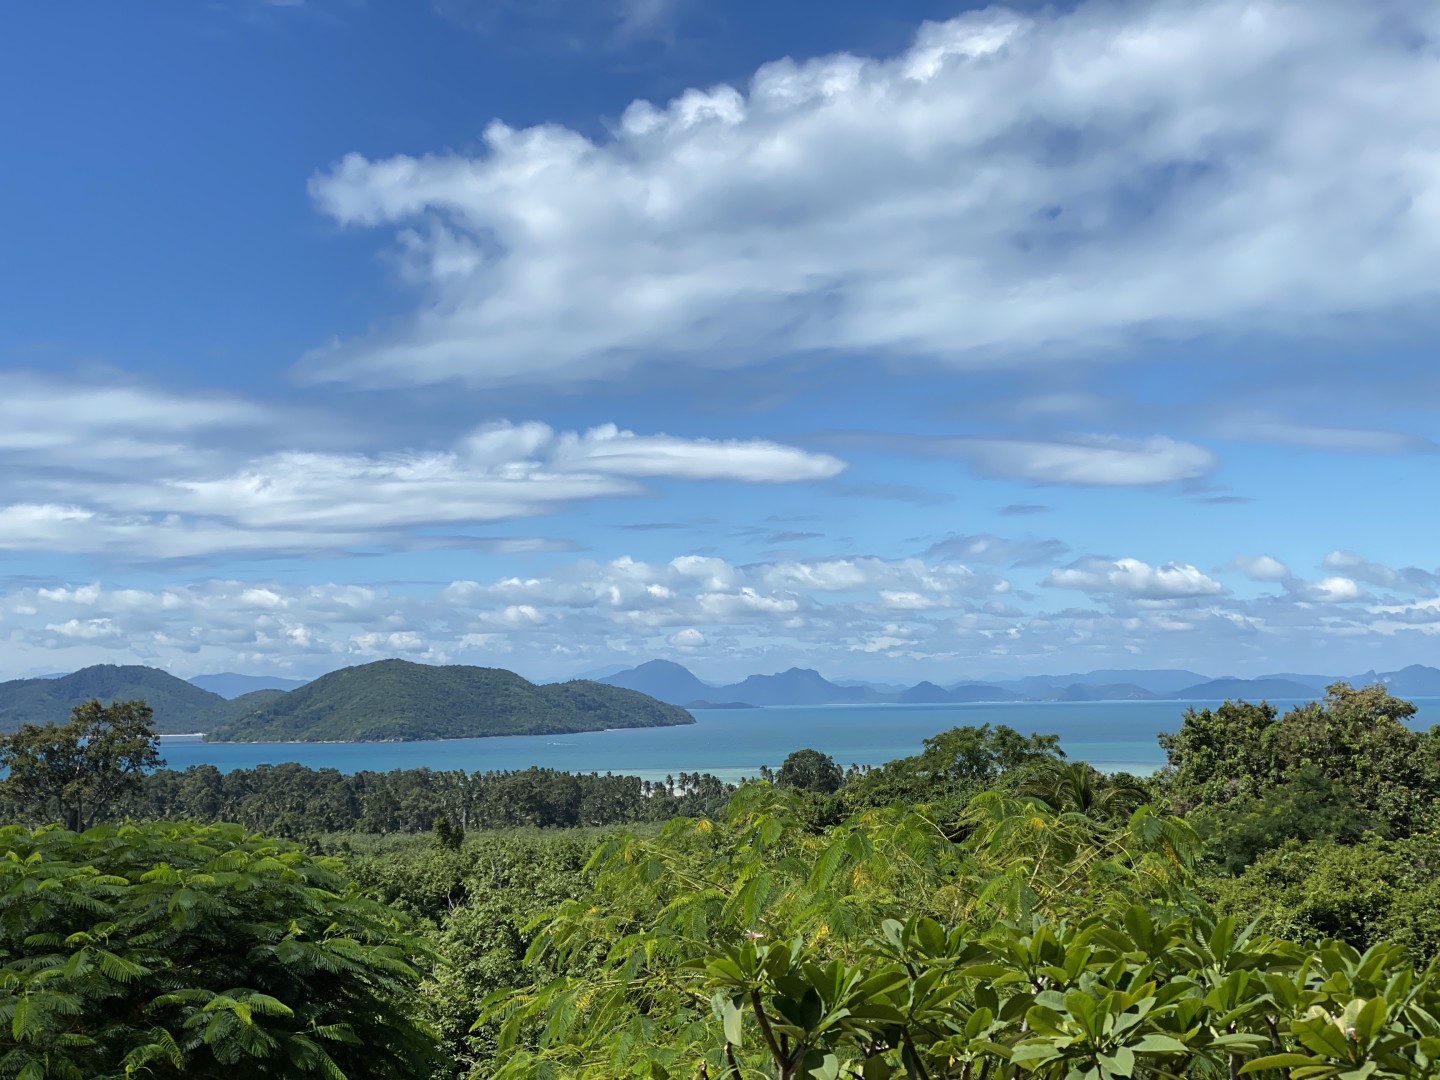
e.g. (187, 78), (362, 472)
(1017, 759), (1149, 822)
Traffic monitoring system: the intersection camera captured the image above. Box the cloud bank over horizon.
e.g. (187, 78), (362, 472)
(6, 544), (1440, 683)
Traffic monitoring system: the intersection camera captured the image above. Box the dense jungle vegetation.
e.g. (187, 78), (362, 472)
(1, 682), (1439, 1078)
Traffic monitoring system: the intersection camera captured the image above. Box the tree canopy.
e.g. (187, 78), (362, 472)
(0, 697), (162, 830)
(1159, 682), (1440, 846)
(0, 820), (439, 1079)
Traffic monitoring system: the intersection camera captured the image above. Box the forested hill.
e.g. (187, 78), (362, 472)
(205, 658), (694, 742)
(0, 665), (224, 734)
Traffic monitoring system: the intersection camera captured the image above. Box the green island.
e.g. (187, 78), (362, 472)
(2, 681), (1440, 1078)
(0, 660), (695, 742)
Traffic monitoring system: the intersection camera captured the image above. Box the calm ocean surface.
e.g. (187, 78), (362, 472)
(158, 697), (1440, 783)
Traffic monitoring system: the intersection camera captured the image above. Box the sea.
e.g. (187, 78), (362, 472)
(158, 697), (1440, 783)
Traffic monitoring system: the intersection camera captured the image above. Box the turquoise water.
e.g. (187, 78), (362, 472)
(157, 697), (1440, 783)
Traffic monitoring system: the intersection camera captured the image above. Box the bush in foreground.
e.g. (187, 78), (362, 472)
(0, 820), (439, 1079)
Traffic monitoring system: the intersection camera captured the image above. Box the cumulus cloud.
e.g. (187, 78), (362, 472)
(8, 544), (1440, 680)
(1303, 576), (1367, 603)
(1229, 554), (1290, 582)
(306, 0), (1440, 388)
(0, 552), (1015, 678)
(1046, 557), (1226, 600)
(1322, 550), (1397, 587)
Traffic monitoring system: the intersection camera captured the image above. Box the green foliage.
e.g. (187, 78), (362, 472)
(1160, 683), (1440, 852)
(403, 834), (597, 1076)
(0, 698), (162, 830)
(477, 780), (1210, 1076)
(467, 780), (1440, 1078)
(432, 815), (465, 852)
(777, 750), (845, 794)
(1016, 760), (1150, 823)
(207, 659), (694, 742)
(0, 820), (439, 1079)
(0, 666), (224, 735)
(841, 724), (1065, 812)
(1191, 765), (1378, 874)
(124, 763), (735, 836)
(1208, 832), (1440, 963)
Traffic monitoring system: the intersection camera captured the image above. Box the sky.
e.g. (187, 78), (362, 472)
(1, 0), (1438, 684)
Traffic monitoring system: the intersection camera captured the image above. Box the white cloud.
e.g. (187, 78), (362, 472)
(1322, 550), (1397, 587)
(549, 424), (844, 481)
(0, 373), (269, 460)
(836, 431), (1217, 487)
(1229, 554), (1290, 582)
(0, 554), (1011, 677)
(0, 419), (841, 558)
(948, 436), (1216, 487)
(878, 591), (940, 611)
(44, 618), (124, 642)
(1219, 417), (1436, 455)
(1047, 557), (1225, 599)
(923, 533), (1070, 567)
(306, 0), (1440, 388)
(1307, 576), (1365, 603)
(7, 544), (1440, 680)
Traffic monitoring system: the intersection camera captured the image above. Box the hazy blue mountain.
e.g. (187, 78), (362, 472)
(572, 663), (634, 680)
(208, 659), (693, 742)
(981, 669), (1209, 696)
(978, 675), (1069, 696)
(189, 672), (309, 699)
(1168, 677), (1318, 700)
(585, 661), (1440, 710)
(1253, 672), (1337, 691)
(713, 667), (867, 706)
(896, 681), (956, 704)
(833, 679), (912, 694)
(946, 683), (1024, 702)
(1375, 664), (1440, 695)
(1043, 683), (1160, 702)
(0, 665), (226, 734)
(600, 660), (714, 706)
(686, 700), (759, 710)
(1078, 669), (1211, 694)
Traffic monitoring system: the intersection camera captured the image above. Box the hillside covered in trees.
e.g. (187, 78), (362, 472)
(207, 659), (694, 741)
(0, 660), (693, 742)
(0, 665), (227, 734)
(1, 682), (1439, 1078)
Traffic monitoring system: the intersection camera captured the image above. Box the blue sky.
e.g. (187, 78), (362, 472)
(2, 0), (1438, 683)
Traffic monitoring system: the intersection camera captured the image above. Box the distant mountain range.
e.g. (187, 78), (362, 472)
(4, 659), (1437, 739)
(0, 661), (692, 742)
(600, 660), (1440, 708)
(188, 672), (310, 699)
